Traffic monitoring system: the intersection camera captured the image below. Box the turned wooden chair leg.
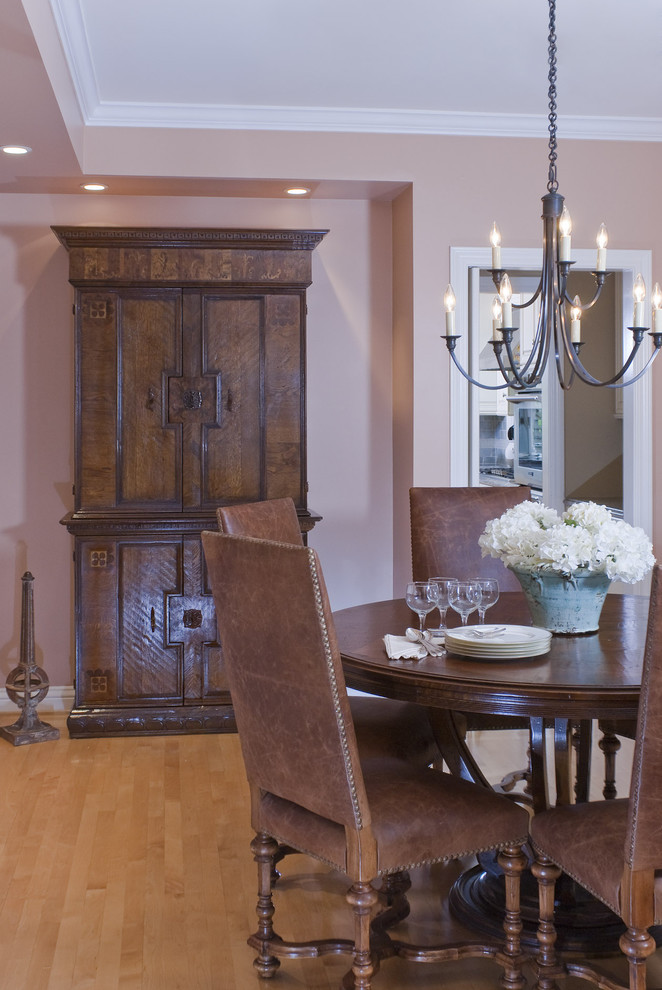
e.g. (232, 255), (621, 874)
(380, 869), (411, 908)
(531, 853), (563, 990)
(249, 832), (281, 979)
(619, 926), (657, 990)
(497, 842), (527, 990)
(599, 726), (621, 799)
(347, 881), (379, 990)
(572, 719), (592, 803)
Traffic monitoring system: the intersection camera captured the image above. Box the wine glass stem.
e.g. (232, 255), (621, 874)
(478, 609), (485, 624)
(461, 614), (468, 625)
(418, 613), (426, 632)
(439, 608), (447, 627)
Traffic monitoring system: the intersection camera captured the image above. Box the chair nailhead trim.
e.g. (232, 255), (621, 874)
(625, 577), (659, 868)
(306, 547), (363, 829)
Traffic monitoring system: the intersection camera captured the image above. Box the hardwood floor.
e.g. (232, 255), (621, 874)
(0, 713), (656, 989)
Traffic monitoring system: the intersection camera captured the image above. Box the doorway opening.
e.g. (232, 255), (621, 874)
(473, 267), (623, 517)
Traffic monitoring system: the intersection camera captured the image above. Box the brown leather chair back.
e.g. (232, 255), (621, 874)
(410, 486), (532, 591)
(625, 565), (662, 872)
(217, 498), (303, 546)
(201, 530), (369, 831)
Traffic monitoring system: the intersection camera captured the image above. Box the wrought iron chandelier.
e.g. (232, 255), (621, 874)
(442, 0), (662, 392)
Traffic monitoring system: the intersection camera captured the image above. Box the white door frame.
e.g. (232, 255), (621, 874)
(449, 246), (653, 543)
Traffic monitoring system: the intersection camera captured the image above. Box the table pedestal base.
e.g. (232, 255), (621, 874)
(449, 860), (660, 954)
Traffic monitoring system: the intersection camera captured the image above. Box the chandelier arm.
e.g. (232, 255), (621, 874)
(520, 214), (557, 386)
(494, 338), (529, 388)
(553, 359), (576, 391)
(501, 291), (549, 386)
(568, 344), (659, 389)
(556, 306), (649, 386)
(552, 302), (578, 390)
(561, 275), (606, 312)
(605, 345), (662, 388)
(501, 331), (544, 385)
(500, 333), (544, 389)
(525, 297), (552, 383)
(513, 281), (544, 310)
(441, 337), (516, 390)
(513, 293), (550, 383)
(571, 340), (643, 386)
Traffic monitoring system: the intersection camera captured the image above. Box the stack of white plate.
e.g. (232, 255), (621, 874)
(444, 624), (552, 661)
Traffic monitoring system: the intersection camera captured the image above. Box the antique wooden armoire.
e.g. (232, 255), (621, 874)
(54, 227), (326, 737)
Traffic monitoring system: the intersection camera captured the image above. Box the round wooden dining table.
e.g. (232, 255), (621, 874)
(333, 590), (649, 952)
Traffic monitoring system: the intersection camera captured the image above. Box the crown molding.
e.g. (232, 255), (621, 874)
(83, 102), (662, 142)
(45, 0), (662, 143)
(49, 0), (100, 119)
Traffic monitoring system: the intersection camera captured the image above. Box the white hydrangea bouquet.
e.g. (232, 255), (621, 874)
(479, 500), (655, 584)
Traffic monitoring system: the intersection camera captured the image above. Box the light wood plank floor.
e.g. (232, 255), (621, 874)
(0, 713), (657, 990)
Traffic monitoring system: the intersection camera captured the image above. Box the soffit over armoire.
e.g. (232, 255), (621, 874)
(53, 226), (326, 738)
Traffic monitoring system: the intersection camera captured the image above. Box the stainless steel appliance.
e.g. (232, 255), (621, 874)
(511, 395), (543, 489)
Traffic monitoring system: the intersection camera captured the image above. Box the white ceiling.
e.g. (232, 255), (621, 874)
(2, 0), (662, 195)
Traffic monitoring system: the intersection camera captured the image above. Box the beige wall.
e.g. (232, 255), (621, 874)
(2, 129), (662, 689)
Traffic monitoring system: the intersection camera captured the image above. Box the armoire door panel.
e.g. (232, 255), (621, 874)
(78, 292), (120, 509)
(77, 539), (121, 705)
(263, 294), (305, 502)
(168, 538), (228, 702)
(119, 542), (183, 702)
(119, 293), (182, 508)
(200, 296), (262, 505)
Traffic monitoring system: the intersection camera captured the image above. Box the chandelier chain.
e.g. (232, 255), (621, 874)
(547, 0), (558, 193)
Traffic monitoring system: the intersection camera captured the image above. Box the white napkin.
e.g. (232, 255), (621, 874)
(383, 628), (445, 660)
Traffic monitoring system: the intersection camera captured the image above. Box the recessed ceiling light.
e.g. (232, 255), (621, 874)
(286, 187), (310, 196)
(2, 145), (31, 155)
(81, 182), (108, 192)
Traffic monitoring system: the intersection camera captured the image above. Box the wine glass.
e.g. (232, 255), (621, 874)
(428, 577), (458, 635)
(405, 581), (437, 633)
(472, 578), (499, 624)
(449, 580), (482, 626)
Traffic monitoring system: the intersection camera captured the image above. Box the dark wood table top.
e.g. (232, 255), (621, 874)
(334, 592), (648, 722)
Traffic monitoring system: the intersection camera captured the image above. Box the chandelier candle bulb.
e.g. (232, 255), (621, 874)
(596, 223), (608, 271)
(570, 296), (582, 343)
(633, 273), (646, 327)
(652, 282), (662, 332)
(558, 207), (572, 261)
(499, 273), (513, 326)
(491, 295), (503, 339)
(490, 222), (502, 268)
(443, 283), (456, 332)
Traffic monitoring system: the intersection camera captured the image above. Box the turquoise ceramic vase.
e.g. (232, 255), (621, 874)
(509, 567), (611, 634)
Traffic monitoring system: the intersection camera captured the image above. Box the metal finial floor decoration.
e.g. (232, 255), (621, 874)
(1, 572), (60, 745)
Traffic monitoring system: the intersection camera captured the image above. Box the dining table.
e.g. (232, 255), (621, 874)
(333, 590), (650, 953)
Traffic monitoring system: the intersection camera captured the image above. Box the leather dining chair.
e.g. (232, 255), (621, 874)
(409, 486), (536, 785)
(217, 498), (440, 769)
(201, 529), (530, 989)
(409, 485), (532, 590)
(530, 564), (662, 990)
(409, 485), (593, 801)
